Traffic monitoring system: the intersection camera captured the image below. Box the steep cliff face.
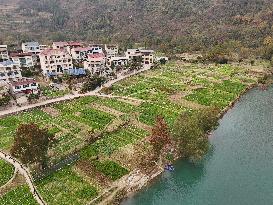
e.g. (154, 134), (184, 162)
(1, 0), (273, 52)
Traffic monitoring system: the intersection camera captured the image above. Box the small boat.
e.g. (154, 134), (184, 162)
(164, 164), (175, 171)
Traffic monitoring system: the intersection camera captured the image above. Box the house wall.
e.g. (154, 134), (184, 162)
(39, 52), (73, 76)
(11, 82), (39, 94)
(0, 63), (22, 82)
(0, 45), (9, 61)
(11, 56), (34, 68)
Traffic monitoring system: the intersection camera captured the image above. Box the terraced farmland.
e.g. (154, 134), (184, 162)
(0, 61), (268, 204)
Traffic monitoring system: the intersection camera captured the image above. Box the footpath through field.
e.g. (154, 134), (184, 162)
(0, 151), (46, 205)
(0, 66), (151, 118)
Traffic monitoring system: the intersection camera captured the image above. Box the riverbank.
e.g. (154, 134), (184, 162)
(122, 83), (273, 205)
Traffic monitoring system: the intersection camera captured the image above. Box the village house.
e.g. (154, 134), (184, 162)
(0, 60), (22, 82)
(10, 52), (35, 68)
(89, 45), (104, 55)
(9, 78), (39, 94)
(125, 49), (142, 61)
(22, 42), (41, 55)
(107, 56), (128, 67)
(105, 44), (119, 59)
(0, 45), (9, 61)
(39, 49), (73, 77)
(52, 42), (83, 54)
(140, 49), (154, 66)
(125, 48), (154, 66)
(71, 47), (92, 61)
(84, 53), (107, 76)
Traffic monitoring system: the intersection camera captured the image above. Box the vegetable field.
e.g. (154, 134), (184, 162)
(0, 61), (268, 205)
(0, 160), (14, 187)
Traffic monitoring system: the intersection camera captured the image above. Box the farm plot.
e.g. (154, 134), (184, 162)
(36, 166), (98, 205)
(186, 80), (247, 108)
(0, 185), (38, 205)
(0, 160), (15, 187)
(81, 126), (149, 158)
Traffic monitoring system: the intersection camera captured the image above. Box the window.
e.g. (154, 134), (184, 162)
(23, 84), (30, 88)
(31, 83), (37, 86)
(15, 86), (21, 90)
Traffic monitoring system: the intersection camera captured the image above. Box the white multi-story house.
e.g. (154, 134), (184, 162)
(89, 44), (104, 54)
(22, 42), (41, 55)
(0, 45), (9, 61)
(107, 56), (128, 67)
(84, 53), (107, 76)
(125, 48), (154, 66)
(39, 49), (73, 77)
(140, 49), (155, 66)
(10, 53), (35, 68)
(105, 44), (118, 59)
(125, 49), (142, 61)
(0, 60), (22, 82)
(10, 78), (39, 94)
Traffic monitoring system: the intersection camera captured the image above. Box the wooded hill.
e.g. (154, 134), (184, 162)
(1, 0), (273, 58)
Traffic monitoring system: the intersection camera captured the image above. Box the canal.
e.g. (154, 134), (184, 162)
(122, 86), (273, 205)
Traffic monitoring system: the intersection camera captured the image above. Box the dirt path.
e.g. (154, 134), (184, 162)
(0, 151), (46, 205)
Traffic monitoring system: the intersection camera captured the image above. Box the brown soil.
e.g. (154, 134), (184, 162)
(105, 118), (125, 133)
(117, 98), (143, 106)
(75, 160), (111, 189)
(42, 107), (60, 117)
(0, 172), (25, 196)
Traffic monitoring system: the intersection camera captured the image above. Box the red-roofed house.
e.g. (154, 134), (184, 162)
(39, 49), (73, 77)
(84, 53), (107, 76)
(10, 78), (39, 94)
(52, 42), (83, 54)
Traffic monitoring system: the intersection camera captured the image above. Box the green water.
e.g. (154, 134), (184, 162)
(122, 86), (273, 205)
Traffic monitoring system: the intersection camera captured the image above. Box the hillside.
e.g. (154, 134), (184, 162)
(1, 0), (273, 55)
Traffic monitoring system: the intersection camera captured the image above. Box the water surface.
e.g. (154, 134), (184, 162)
(122, 86), (273, 205)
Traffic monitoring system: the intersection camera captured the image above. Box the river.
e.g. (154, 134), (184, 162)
(122, 86), (273, 205)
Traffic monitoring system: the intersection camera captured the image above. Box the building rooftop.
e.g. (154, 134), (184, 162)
(10, 52), (32, 57)
(22, 42), (39, 47)
(73, 47), (94, 52)
(11, 78), (36, 86)
(88, 53), (105, 59)
(140, 49), (154, 53)
(40, 49), (69, 56)
(110, 56), (128, 61)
